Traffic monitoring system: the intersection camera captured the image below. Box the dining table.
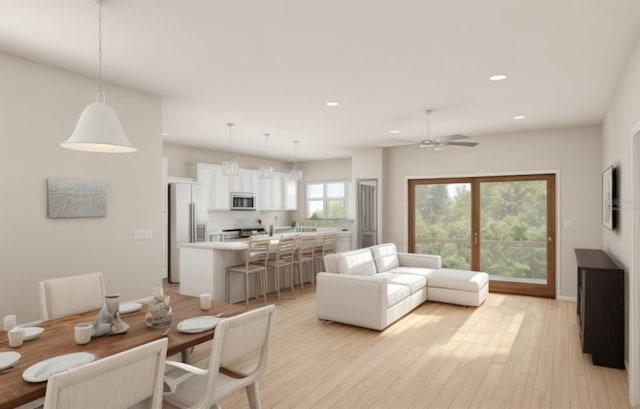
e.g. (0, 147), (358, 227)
(0, 292), (247, 409)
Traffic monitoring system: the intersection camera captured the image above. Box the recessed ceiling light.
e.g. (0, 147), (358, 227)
(389, 130), (400, 134)
(489, 74), (508, 81)
(325, 101), (339, 107)
(161, 132), (169, 136)
(513, 115), (526, 120)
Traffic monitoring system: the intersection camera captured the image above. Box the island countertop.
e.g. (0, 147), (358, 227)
(179, 231), (353, 251)
(177, 231), (352, 302)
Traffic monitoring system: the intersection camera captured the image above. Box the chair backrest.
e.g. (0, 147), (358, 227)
(247, 238), (271, 267)
(276, 235), (296, 263)
(296, 235), (316, 261)
(322, 233), (337, 256)
(43, 338), (168, 409)
(39, 272), (106, 320)
(202, 305), (276, 405)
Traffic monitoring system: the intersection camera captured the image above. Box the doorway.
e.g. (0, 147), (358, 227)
(408, 174), (556, 298)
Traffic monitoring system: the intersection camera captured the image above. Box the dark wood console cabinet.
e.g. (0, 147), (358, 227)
(575, 248), (624, 369)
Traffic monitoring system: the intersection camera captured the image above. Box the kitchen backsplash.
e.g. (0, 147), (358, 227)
(208, 211), (354, 232)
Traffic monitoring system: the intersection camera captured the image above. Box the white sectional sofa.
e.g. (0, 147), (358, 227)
(316, 243), (489, 330)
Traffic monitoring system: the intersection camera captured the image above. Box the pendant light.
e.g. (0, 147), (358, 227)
(258, 133), (274, 179)
(221, 122), (239, 176)
(289, 140), (303, 181)
(61, 0), (136, 153)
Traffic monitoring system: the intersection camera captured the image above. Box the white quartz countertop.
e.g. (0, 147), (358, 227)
(179, 230), (352, 251)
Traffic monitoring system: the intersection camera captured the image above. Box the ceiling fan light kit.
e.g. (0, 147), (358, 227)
(418, 109), (478, 151)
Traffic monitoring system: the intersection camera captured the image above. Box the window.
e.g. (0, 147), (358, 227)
(306, 181), (350, 219)
(408, 174), (556, 298)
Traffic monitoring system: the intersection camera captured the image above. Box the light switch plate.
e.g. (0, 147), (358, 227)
(134, 228), (153, 240)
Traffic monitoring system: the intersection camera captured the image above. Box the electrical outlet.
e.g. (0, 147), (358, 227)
(134, 228), (153, 240)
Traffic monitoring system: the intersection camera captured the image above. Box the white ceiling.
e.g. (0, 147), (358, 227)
(1, 0), (639, 161)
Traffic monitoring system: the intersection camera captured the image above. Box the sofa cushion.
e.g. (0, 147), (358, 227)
(387, 266), (435, 279)
(428, 268), (489, 292)
(370, 243), (400, 273)
(387, 282), (411, 307)
(380, 272), (427, 294)
(336, 248), (377, 276)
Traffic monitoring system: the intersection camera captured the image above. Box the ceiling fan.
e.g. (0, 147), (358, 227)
(418, 110), (478, 151)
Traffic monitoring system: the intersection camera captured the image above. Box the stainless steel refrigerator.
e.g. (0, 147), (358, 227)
(168, 182), (208, 283)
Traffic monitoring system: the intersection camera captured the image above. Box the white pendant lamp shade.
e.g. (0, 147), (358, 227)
(222, 160), (239, 176)
(60, 0), (136, 153)
(222, 122), (239, 176)
(61, 95), (136, 153)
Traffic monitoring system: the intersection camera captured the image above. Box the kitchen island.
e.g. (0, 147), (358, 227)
(179, 231), (352, 303)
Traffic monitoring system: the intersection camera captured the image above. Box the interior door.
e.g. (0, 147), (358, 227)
(357, 178), (378, 248)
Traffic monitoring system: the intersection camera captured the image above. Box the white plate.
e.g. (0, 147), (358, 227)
(22, 327), (44, 341)
(0, 351), (21, 371)
(22, 352), (95, 383)
(177, 316), (220, 333)
(119, 302), (142, 314)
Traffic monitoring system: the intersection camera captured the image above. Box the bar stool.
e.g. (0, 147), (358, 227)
(293, 234), (316, 288)
(267, 235), (296, 300)
(314, 233), (337, 280)
(226, 238), (270, 306)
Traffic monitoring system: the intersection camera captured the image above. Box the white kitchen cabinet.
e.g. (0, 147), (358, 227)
(284, 177), (297, 210)
(189, 163), (231, 211)
(211, 166), (230, 210)
(258, 173), (283, 210)
(231, 169), (258, 195)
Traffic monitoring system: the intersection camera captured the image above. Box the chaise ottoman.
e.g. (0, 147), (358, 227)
(427, 268), (489, 307)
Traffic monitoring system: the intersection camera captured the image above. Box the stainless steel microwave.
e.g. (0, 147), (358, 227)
(230, 192), (256, 210)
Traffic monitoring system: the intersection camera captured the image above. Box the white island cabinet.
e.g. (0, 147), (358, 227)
(179, 231), (352, 303)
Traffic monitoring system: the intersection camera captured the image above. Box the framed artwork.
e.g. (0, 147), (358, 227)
(47, 178), (107, 218)
(602, 166), (616, 230)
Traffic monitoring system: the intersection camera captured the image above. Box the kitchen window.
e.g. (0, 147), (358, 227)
(306, 181), (350, 219)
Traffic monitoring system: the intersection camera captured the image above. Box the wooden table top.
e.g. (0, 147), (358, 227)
(0, 293), (246, 409)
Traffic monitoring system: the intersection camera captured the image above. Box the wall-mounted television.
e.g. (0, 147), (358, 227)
(602, 165), (617, 230)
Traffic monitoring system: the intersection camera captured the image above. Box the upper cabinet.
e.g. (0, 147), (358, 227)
(284, 177), (298, 210)
(189, 163), (231, 211)
(230, 169), (258, 195)
(189, 163), (296, 211)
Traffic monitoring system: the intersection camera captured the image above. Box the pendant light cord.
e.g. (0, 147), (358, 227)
(97, 0), (104, 102)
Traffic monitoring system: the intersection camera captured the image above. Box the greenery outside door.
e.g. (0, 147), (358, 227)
(408, 174), (556, 298)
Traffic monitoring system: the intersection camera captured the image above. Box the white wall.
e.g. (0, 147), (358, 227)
(601, 34), (640, 400)
(0, 53), (163, 323)
(383, 125), (602, 300)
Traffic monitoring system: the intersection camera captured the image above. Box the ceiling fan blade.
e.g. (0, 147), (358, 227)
(445, 141), (479, 147)
(436, 134), (468, 142)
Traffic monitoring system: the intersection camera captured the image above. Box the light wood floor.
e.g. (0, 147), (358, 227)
(187, 288), (629, 409)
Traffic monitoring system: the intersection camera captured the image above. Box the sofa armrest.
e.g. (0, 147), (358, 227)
(316, 272), (388, 330)
(397, 252), (442, 269)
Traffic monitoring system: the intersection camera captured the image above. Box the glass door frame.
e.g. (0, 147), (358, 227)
(408, 174), (556, 298)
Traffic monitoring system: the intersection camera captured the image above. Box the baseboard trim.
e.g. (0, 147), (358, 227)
(557, 295), (577, 302)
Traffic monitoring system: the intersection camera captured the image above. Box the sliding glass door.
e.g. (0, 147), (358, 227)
(409, 174), (555, 297)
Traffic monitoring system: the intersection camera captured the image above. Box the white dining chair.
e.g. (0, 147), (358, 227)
(38, 272), (106, 320)
(163, 304), (276, 409)
(43, 338), (168, 409)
